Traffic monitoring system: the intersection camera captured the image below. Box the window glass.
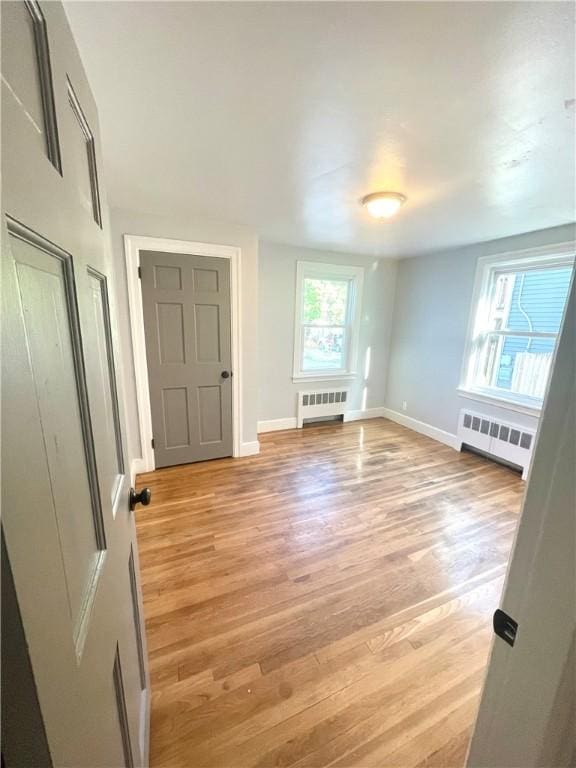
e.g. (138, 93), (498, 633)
(302, 278), (349, 325)
(302, 326), (346, 371)
(476, 333), (556, 400)
(465, 259), (573, 407)
(294, 263), (363, 378)
(488, 267), (572, 334)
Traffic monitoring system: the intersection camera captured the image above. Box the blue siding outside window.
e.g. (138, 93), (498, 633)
(496, 266), (573, 390)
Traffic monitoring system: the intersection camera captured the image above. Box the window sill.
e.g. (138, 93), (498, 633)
(293, 372), (358, 384)
(457, 387), (542, 417)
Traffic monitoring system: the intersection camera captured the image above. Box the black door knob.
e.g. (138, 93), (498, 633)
(221, 370), (230, 379)
(130, 487), (151, 511)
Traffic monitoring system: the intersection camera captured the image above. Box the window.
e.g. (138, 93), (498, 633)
(293, 262), (364, 380)
(460, 248), (574, 412)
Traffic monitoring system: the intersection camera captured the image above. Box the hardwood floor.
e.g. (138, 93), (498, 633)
(135, 418), (524, 768)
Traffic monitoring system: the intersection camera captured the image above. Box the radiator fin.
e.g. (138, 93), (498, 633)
(297, 388), (350, 428)
(457, 408), (536, 480)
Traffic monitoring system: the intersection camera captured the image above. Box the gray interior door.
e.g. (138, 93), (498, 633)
(140, 250), (233, 467)
(1, 2), (150, 766)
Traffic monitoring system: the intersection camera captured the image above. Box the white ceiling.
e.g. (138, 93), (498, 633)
(64, 1), (575, 257)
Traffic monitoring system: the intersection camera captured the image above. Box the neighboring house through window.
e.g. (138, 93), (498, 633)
(460, 245), (574, 413)
(293, 261), (364, 380)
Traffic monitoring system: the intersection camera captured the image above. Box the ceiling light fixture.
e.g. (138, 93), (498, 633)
(361, 191), (406, 219)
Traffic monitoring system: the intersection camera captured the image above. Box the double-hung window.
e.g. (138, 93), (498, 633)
(293, 262), (364, 380)
(460, 247), (574, 412)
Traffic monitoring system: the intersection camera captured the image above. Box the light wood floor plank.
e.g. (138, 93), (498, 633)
(136, 418), (523, 767)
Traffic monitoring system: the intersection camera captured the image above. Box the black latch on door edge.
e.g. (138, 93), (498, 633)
(493, 609), (518, 647)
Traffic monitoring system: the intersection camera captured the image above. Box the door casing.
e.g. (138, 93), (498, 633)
(124, 234), (244, 473)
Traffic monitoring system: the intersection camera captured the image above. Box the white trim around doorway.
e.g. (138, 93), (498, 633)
(124, 234), (243, 472)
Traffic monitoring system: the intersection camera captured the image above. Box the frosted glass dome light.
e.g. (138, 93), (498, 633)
(362, 191), (407, 218)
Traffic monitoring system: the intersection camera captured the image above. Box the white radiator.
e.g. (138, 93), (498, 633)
(457, 408), (536, 480)
(297, 388), (349, 428)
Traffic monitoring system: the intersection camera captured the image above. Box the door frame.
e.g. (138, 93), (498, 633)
(124, 234), (242, 472)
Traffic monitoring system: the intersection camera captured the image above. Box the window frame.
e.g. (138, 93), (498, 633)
(458, 243), (575, 415)
(293, 261), (364, 382)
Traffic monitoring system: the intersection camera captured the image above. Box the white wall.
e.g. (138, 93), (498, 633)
(109, 206), (259, 465)
(109, 208), (573, 466)
(385, 223), (576, 438)
(258, 241), (397, 425)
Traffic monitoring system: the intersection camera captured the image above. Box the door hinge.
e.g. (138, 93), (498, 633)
(138, 265), (142, 279)
(493, 609), (518, 647)
(151, 438), (155, 449)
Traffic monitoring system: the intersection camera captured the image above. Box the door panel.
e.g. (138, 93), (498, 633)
(198, 386), (223, 443)
(157, 302), (185, 363)
(155, 264), (181, 290)
(163, 387), (191, 447)
(12, 231), (105, 648)
(67, 77), (102, 227)
(2, 1), (52, 163)
(1, 2), (150, 765)
(193, 266), (219, 292)
(2, 1), (45, 131)
(86, 269), (125, 507)
(113, 646), (135, 768)
(141, 250), (233, 467)
(128, 545), (147, 692)
(195, 303), (221, 362)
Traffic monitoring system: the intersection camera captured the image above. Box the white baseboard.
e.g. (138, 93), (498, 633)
(258, 417), (298, 433)
(258, 409), (387, 432)
(130, 457), (147, 484)
(344, 406), (387, 422)
(381, 407), (459, 450)
(239, 440), (260, 457)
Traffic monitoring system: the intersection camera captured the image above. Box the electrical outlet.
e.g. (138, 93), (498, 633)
(402, 401), (408, 412)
